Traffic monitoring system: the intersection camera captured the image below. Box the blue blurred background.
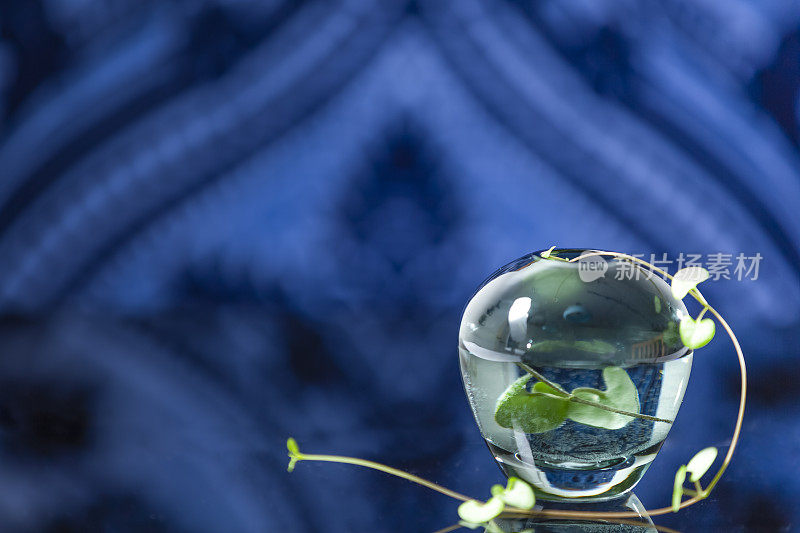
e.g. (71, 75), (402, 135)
(0, 1), (798, 531)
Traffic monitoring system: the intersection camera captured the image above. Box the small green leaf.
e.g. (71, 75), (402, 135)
(287, 438), (301, 472)
(567, 367), (640, 430)
(671, 267), (710, 299)
(495, 376), (569, 433)
(686, 447), (718, 482)
(287, 438), (299, 454)
(490, 477), (535, 509)
(672, 465), (687, 512)
(540, 246), (556, 259)
(654, 295), (661, 313)
(679, 316), (715, 349)
(458, 497), (504, 524)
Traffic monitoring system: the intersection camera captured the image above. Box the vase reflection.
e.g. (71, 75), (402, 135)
(485, 493), (663, 532)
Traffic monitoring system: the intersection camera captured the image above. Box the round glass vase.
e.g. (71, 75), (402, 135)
(458, 249), (693, 502)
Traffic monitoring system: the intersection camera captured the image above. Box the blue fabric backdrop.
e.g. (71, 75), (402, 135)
(0, 1), (798, 531)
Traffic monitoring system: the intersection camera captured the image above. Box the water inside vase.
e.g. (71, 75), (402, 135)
(460, 345), (692, 501)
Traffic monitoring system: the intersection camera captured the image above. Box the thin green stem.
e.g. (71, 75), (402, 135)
(515, 362), (569, 396)
(698, 305), (746, 494)
(290, 452), (472, 502)
(565, 395), (672, 423)
(540, 247), (570, 262)
(287, 438), (704, 520)
(689, 287), (708, 306)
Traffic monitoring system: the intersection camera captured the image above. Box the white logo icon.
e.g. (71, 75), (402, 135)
(577, 252), (608, 282)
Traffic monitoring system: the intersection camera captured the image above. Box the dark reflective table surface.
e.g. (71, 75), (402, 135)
(0, 311), (793, 532)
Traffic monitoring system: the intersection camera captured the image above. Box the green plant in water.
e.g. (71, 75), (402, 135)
(494, 365), (658, 432)
(285, 249), (748, 533)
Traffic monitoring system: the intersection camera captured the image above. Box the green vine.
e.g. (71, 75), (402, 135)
(286, 248), (748, 533)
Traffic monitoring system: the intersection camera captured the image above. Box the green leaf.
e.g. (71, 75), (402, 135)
(671, 267), (710, 299)
(495, 376), (569, 433)
(458, 497), (504, 524)
(672, 465), (687, 512)
(566, 367), (640, 430)
(679, 316), (715, 349)
(490, 477), (535, 509)
(654, 295), (661, 313)
(686, 447), (718, 482)
(540, 246), (556, 258)
(287, 438), (301, 472)
(287, 438), (299, 454)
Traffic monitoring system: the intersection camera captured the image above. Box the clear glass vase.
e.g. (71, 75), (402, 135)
(458, 249), (693, 502)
